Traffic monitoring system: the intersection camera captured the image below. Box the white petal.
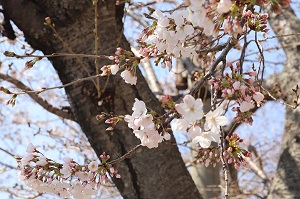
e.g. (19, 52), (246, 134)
(110, 64), (119, 75)
(216, 116), (228, 126)
(184, 25), (194, 35)
(214, 106), (224, 116)
(175, 103), (188, 116)
(192, 135), (211, 148)
(187, 125), (202, 139)
(171, 119), (189, 131)
(154, 9), (163, 18)
(210, 131), (219, 142)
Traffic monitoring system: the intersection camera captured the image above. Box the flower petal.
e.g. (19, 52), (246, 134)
(216, 116), (228, 126)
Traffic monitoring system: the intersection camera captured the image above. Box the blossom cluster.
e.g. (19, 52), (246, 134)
(100, 0), (290, 85)
(17, 144), (119, 199)
(223, 133), (252, 169)
(124, 99), (171, 148)
(192, 133), (251, 169)
(137, 9), (197, 71)
(243, 11), (269, 33)
(172, 94), (228, 148)
(209, 63), (265, 124)
(100, 47), (139, 85)
(194, 146), (221, 167)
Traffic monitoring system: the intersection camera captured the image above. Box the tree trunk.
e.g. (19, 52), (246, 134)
(0, 1), (201, 198)
(266, 7), (300, 199)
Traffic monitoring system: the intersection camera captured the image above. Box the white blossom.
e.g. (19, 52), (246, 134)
(26, 143), (36, 153)
(176, 94), (203, 122)
(217, 0), (233, 14)
(21, 153), (34, 166)
(88, 161), (98, 172)
(204, 106), (228, 133)
(36, 157), (48, 166)
(60, 163), (71, 178)
(192, 131), (219, 148)
(110, 64), (119, 75)
(187, 125), (202, 139)
(121, 70), (137, 85)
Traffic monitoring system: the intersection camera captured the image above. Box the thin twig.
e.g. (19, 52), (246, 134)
(239, 33), (249, 74)
(0, 73), (75, 120)
(190, 37), (234, 96)
(0, 147), (16, 158)
(220, 128), (229, 198)
(258, 32), (300, 42)
(107, 144), (142, 165)
(94, 0), (101, 98)
(1, 73), (102, 96)
(11, 52), (109, 59)
(254, 31), (265, 82)
(46, 23), (99, 92)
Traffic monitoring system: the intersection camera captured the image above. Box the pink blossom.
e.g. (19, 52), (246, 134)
(21, 153), (34, 166)
(132, 98), (147, 117)
(36, 157), (48, 166)
(26, 143), (36, 153)
(171, 119), (189, 131)
(76, 171), (89, 182)
(240, 101), (254, 112)
(233, 81), (241, 90)
(60, 163), (71, 178)
(253, 92), (264, 103)
(88, 161), (98, 172)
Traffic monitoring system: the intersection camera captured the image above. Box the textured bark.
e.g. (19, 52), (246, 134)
(0, 1), (201, 198)
(266, 7), (300, 199)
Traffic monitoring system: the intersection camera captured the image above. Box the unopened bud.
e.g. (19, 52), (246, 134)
(4, 51), (16, 57)
(44, 17), (51, 25)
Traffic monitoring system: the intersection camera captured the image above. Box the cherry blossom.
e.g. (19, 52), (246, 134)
(240, 101), (255, 112)
(132, 98), (147, 116)
(187, 125), (202, 139)
(217, 0), (233, 14)
(175, 94), (203, 122)
(253, 92), (264, 103)
(88, 161), (99, 172)
(204, 106), (228, 133)
(171, 118), (190, 131)
(125, 99), (164, 148)
(192, 131), (219, 148)
(121, 70), (137, 85)
(26, 143), (36, 153)
(110, 64), (119, 75)
(11, 0), (290, 196)
(17, 144), (119, 199)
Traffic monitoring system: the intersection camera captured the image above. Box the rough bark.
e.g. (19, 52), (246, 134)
(0, 1), (201, 199)
(266, 7), (300, 199)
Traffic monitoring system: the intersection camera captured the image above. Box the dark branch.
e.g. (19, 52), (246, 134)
(0, 73), (75, 121)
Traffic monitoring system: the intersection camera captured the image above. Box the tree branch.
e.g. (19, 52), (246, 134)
(190, 37), (234, 96)
(0, 73), (75, 121)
